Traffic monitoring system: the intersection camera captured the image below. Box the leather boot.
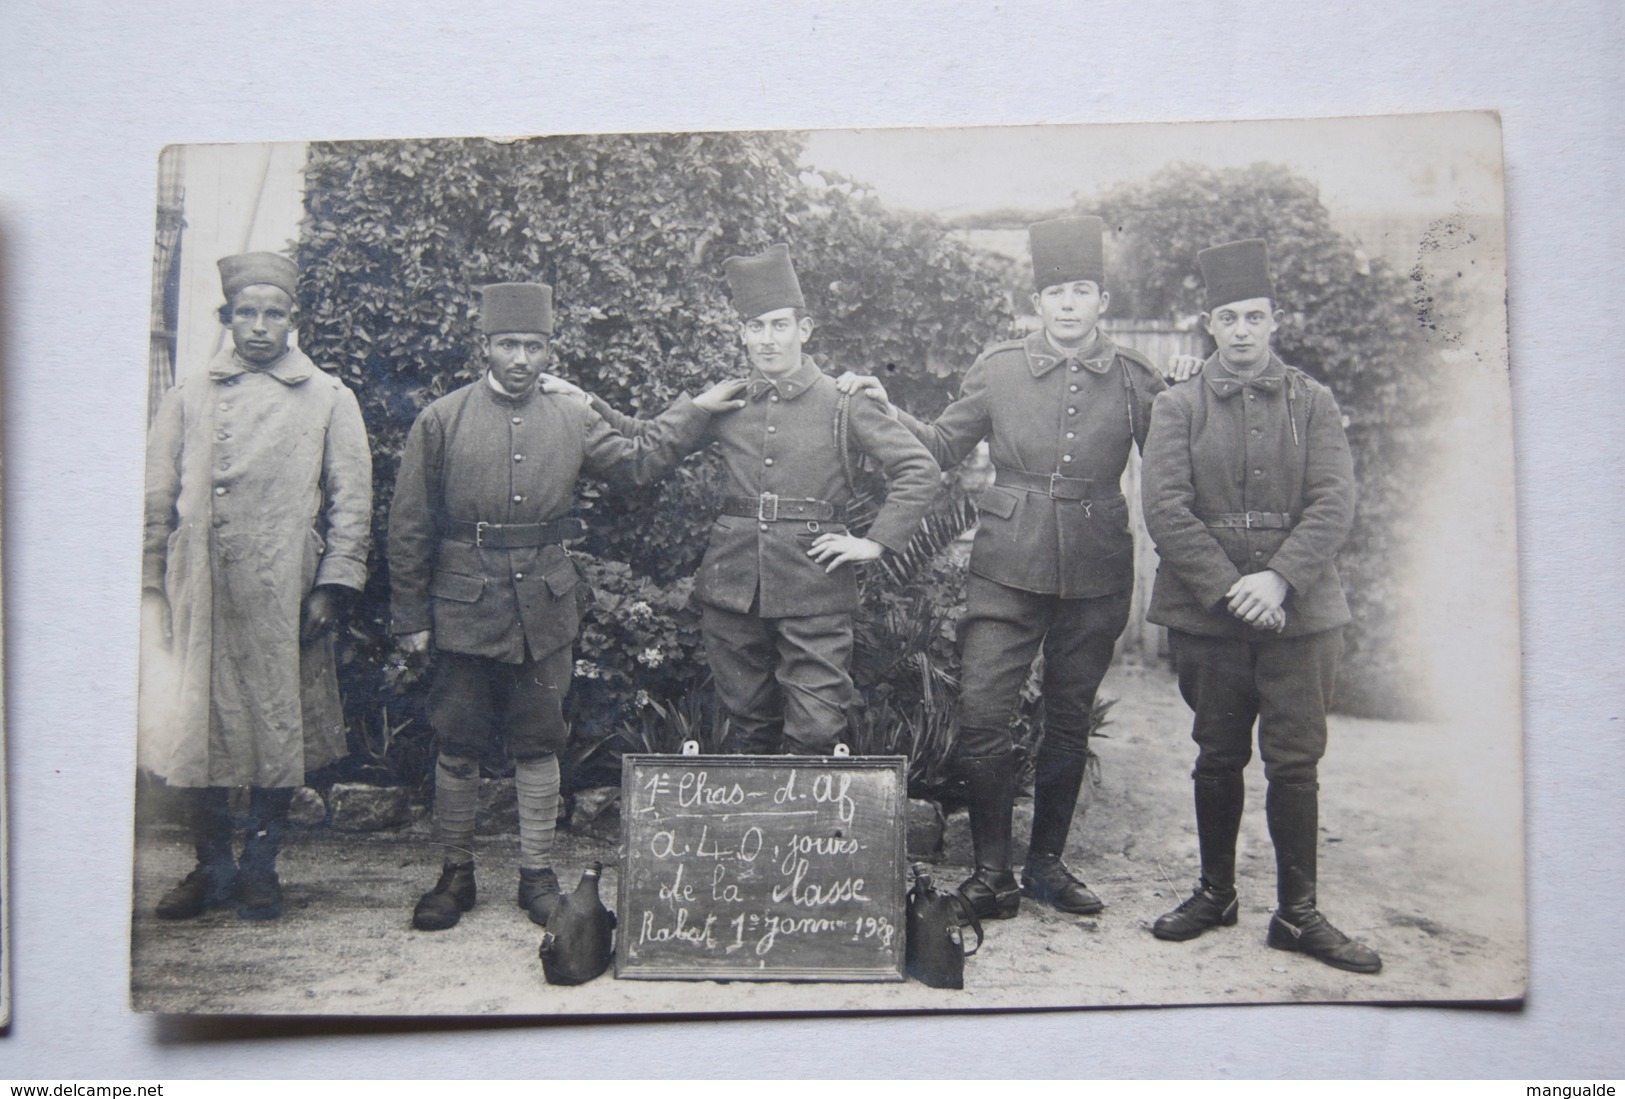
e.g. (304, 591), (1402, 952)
(413, 862), (477, 931)
(1153, 772), (1244, 941)
(954, 748), (1020, 920)
(1022, 742), (1103, 915)
(518, 867), (562, 927)
(235, 787), (291, 920)
(156, 787), (235, 920)
(1265, 780), (1381, 974)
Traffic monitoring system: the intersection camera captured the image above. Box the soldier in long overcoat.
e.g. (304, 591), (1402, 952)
(583, 245), (942, 756)
(1140, 239), (1380, 973)
(142, 251), (373, 921)
(389, 282), (747, 931)
(839, 217), (1169, 921)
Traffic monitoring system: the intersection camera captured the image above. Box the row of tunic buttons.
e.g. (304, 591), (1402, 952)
(215, 377), (238, 504)
(1244, 393), (1265, 558)
(512, 416), (526, 500)
(763, 394), (779, 522)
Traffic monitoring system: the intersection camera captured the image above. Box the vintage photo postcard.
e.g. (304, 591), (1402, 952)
(131, 111), (1521, 1015)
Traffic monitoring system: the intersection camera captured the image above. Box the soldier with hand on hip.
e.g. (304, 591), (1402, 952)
(560, 244), (942, 757)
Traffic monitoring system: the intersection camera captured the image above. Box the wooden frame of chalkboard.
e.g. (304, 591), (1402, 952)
(616, 754), (908, 982)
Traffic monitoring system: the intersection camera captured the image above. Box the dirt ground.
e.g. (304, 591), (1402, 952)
(130, 660), (1526, 1015)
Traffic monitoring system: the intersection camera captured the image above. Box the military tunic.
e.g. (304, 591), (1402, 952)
(594, 353), (941, 752)
(389, 377), (709, 757)
(1140, 352), (1356, 783)
(893, 329), (1165, 754)
(141, 347), (372, 788)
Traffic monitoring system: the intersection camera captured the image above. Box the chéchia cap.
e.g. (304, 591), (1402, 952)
(1029, 215), (1105, 292)
(722, 243), (806, 319)
(218, 252), (299, 299)
(1199, 239), (1275, 313)
(480, 282), (554, 335)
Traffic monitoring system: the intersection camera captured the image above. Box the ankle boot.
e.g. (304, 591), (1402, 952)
(156, 788), (236, 920)
(413, 862), (477, 931)
(518, 867), (562, 927)
(235, 787), (291, 920)
(1153, 772), (1245, 941)
(1022, 742), (1103, 914)
(954, 748), (1020, 920)
(1265, 780), (1381, 974)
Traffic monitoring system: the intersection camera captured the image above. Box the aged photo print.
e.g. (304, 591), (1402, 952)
(131, 111), (1520, 1015)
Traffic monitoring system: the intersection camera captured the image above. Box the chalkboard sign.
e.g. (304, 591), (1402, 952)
(616, 754), (908, 982)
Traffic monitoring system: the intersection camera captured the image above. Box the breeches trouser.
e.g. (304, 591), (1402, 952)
(428, 647), (572, 761)
(701, 604), (854, 755)
(956, 576), (1131, 759)
(1169, 627), (1344, 786)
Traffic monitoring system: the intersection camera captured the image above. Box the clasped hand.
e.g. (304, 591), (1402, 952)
(1225, 570), (1289, 633)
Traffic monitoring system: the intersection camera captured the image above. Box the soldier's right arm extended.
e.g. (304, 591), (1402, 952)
(580, 396), (711, 488)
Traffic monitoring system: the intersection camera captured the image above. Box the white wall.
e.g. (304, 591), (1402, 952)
(174, 141), (308, 382)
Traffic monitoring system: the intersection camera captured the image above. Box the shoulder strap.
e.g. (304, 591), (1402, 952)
(836, 389), (860, 496)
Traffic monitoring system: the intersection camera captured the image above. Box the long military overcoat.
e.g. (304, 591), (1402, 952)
(1140, 353), (1356, 639)
(141, 347), (372, 788)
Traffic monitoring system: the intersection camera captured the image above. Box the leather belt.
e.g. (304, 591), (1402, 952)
(441, 516), (585, 549)
(1202, 511), (1296, 530)
(720, 494), (837, 522)
(995, 468), (1096, 502)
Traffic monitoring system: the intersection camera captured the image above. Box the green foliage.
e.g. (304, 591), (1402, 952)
(1093, 162), (1441, 716)
(295, 134), (1010, 786)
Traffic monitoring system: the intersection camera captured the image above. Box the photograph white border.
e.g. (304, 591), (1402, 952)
(3, 0), (1621, 1078)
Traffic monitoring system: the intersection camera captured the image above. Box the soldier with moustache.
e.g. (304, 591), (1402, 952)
(839, 217), (1169, 921)
(389, 282), (747, 931)
(1141, 239), (1380, 974)
(576, 244), (942, 756)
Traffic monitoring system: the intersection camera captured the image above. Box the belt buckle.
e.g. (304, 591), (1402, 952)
(475, 520), (490, 547)
(1048, 472), (1065, 497)
(1245, 511), (1261, 529)
(758, 493), (780, 522)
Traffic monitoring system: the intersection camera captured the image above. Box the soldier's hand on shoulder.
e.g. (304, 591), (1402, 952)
(539, 372), (590, 404)
(834, 372), (892, 405)
(1165, 354), (1205, 384)
(807, 533), (883, 572)
(694, 377), (749, 414)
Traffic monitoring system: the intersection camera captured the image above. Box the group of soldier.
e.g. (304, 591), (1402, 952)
(140, 213), (1380, 978)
